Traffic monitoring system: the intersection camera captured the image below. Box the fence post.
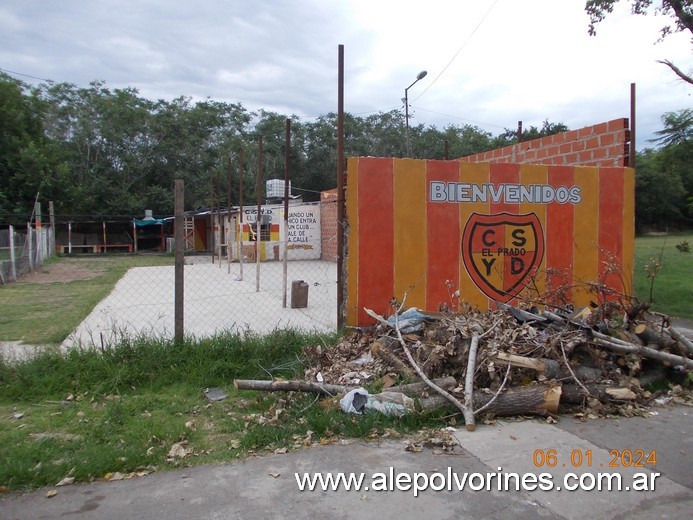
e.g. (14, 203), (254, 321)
(27, 222), (33, 271)
(174, 178), (185, 344)
(8, 225), (16, 281)
(49, 201), (56, 256)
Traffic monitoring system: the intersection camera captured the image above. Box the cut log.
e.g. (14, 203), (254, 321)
(493, 352), (601, 381)
(667, 327), (693, 357)
(634, 324), (681, 352)
(233, 377), (457, 397)
(418, 384), (561, 417)
(590, 336), (693, 370)
(560, 384), (636, 404)
(370, 340), (415, 378)
(234, 379), (348, 395)
(386, 377), (457, 396)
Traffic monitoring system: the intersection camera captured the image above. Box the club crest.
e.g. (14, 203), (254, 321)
(462, 212), (545, 303)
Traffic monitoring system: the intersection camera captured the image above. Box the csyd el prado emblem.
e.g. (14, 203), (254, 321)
(461, 212), (545, 303)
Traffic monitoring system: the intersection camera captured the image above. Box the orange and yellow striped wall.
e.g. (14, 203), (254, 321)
(345, 157), (635, 326)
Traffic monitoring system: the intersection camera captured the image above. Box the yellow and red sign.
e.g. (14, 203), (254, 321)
(345, 158), (634, 326)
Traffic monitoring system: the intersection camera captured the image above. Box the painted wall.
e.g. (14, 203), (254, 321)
(345, 158), (634, 326)
(240, 202), (321, 261)
(458, 118), (631, 167)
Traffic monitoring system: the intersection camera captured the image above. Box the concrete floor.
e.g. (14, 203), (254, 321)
(60, 259), (338, 349)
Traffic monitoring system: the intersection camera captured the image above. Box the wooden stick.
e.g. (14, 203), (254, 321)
(234, 379), (348, 395)
(463, 333), (479, 431)
(233, 376), (457, 397)
(667, 327), (693, 356)
(591, 337), (693, 370)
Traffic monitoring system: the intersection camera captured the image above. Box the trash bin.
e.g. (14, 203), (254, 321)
(291, 280), (309, 308)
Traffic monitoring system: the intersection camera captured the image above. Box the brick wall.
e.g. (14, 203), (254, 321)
(458, 118), (631, 167)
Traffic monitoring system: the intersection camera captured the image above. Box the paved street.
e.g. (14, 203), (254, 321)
(1, 405), (690, 520)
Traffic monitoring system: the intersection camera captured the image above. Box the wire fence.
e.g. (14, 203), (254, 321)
(0, 224), (54, 284)
(60, 197), (340, 349)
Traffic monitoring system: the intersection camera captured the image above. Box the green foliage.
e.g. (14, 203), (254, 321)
(0, 330), (452, 491)
(0, 73), (571, 218)
(635, 108), (693, 231)
(634, 233), (693, 318)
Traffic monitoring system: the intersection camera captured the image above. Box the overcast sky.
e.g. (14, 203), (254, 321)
(1, 0), (691, 149)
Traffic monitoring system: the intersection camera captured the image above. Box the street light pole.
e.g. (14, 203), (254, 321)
(402, 70), (427, 157)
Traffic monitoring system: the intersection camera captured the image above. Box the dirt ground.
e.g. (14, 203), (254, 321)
(13, 257), (109, 284)
(1, 257), (112, 361)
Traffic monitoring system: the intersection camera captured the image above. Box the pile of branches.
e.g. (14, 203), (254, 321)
(235, 302), (692, 432)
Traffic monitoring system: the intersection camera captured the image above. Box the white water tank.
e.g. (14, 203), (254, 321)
(266, 179), (291, 198)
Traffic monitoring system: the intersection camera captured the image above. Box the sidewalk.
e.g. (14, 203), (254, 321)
(1, 405), (690, 520)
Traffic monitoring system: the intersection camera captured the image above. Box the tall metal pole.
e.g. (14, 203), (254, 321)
(283, 118), (291, 308)
(337, 44), (345, 329)
(227, 157), (232, 273)
(238, 149), (245, 281)
(404, 88), (410, 156)
(256, 136), (263, 292)
(630, 83), (636, 169)
(174, 179), (184, 344)
(403, 71), (427, 157)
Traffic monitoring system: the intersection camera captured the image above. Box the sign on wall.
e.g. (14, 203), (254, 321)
(345, 158), (634, 326)
(240, 203), (321, 260)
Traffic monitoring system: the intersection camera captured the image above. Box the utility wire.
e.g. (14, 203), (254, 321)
(0, 66), (53, 83)
(412, 0), (500, 103)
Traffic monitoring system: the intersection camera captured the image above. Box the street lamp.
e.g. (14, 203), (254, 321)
(402, 70), (427, 157)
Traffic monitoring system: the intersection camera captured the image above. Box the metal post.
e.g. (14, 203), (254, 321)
(630, 83), (636, 168)
(238, 149), (244, 281)
(174, 179), (185, 344)
(27, 221), (33, 271)
(256, 136), (263, 292)
(227, 157), (232, 273)
(337, 44), (345, 329)
(35, 201), (42, 264)
(404, 88), (410, 156)
(283, 118), (291, 308)
(8, 225), (16, 281)
(49, 201), (56, 256)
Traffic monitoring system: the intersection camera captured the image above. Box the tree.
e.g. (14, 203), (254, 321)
(650, 108), (693, 146)
(585, 0), (693, 84)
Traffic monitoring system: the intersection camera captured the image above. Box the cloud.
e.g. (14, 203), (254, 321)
(0, 0), (690, 148)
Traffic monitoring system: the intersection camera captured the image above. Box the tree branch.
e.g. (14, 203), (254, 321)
(657, 59), (693, 85)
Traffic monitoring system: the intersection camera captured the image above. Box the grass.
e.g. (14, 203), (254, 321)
(0, 331), (445, 491)
(0, 254), (174, 344)
(633, 233), (693, 319)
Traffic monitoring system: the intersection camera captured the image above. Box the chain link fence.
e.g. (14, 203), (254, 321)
(0, 224), (53, 284)
(61, 194), (340, 349)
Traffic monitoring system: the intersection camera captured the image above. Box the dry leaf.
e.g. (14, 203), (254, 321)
(274, 447), (288, 455)
(55, 477), (75, 487)
(46, 490), (57, 498)
(269, 472), (280, 478)
(167, 442), (191, 460)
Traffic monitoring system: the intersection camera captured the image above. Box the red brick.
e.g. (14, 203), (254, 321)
(566, 152), (580, 163)
(564, 130), (579, 142)
(559, 143), (572, 154)
(607, 118), (628, 132)
(585, 137), (600, 149)
(592, 123), (608, 135)
(577, 126), (594, 139)
(599, 133), (615, 146)
(593, 148), (608, 160)
(571, 140), (586, 152)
